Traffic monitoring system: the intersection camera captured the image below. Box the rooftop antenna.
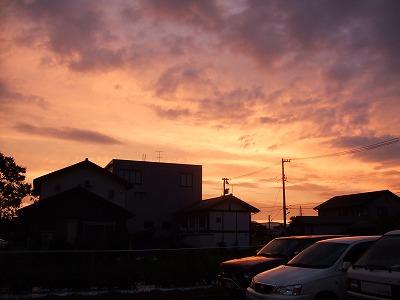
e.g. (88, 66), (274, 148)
(142, 154), (146, 161)
(156, 151), (163, 162)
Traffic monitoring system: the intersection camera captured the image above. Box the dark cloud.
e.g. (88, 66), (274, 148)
(5, 0), (400, 140)
(152, 79), (267, 125)
(329, 135), (400, 163)
(196, 86), (266, 122)
(222, 1), (400, 84)
(14, 123), (122, 145)
(154, 65), (209, 98)
(151, 106), (191, 120)
(9, 0), (400, 84)
(0, 79), (48, 109)
(259, 116), (279, 124)
(139, 0), (224, 31)
(11, 0), (126, 72)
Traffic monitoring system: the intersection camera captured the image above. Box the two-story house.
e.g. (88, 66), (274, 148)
(289, 190), (400, 235)
(17, 158), (133, 249)
(105, 159), (202, 247)
(174, 194), (260, 247)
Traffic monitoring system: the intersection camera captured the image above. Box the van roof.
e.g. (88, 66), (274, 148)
(384, 230), (400, 235)
(276, 235), (345, 239)
(316, 235), (379, 244)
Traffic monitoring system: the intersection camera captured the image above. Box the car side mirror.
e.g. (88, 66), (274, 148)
(342, 261), (352, 271)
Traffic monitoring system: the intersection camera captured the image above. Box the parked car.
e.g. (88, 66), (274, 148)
(346, 230), (400, 299)
(218, 235), (342, 293)
(246, 236), (378, 300)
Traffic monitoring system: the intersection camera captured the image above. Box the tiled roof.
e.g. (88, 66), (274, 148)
(18, 186), (134, 218)
(33, 158), (133, 195)
(174, 194), (260, 214)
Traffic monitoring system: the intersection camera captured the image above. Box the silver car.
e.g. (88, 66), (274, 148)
(246, 236), (378, 300)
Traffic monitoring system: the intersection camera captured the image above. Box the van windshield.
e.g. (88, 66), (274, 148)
(286, 242), (349, 269)
(354, 235), (400, 271)
(257, 239), (314, 258)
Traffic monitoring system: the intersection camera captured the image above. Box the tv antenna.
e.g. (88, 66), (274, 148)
(155, 151), (164, 162)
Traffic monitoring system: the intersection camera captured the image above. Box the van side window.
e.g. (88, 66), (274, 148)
(343, 241), (375, 264)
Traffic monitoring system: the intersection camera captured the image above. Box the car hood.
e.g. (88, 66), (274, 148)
(221, 256), (284, 268)
(253, 265), (328, 286)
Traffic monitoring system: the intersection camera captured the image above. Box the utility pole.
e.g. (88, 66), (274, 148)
(268, 215), (271, 231)
(222, 178), (229, 195)
(282, 158), (290, 234)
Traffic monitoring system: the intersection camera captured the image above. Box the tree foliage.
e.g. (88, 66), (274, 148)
(0, 153), (32, 219)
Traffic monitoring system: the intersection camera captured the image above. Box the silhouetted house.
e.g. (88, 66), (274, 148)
(290, 190), (400, 235)
(105, 159), (202, 248)
(18, 158), (133, 249)
(17, 187), (133, 249)
(19, 158), (260, 249)
(33, 158), (133, 209)
(174, 194), (260, 247)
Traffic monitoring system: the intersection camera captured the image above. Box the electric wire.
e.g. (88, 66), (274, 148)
(290, 137), (400, 161)
(229, 161), (280, 180)
(229, 136), (400, 180)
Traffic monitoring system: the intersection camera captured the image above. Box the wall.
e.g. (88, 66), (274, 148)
(109, 160), (202, 239)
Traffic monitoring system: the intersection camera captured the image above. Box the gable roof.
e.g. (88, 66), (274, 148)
(314, 190), (400, 211)
(292, 216), (369, 226)
(33, 158), (133, 195)
(174, 194), (260, 214)
(18, 186), (134, 219)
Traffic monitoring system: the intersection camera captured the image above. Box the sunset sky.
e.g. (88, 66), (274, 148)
(1, 0), (399, 223)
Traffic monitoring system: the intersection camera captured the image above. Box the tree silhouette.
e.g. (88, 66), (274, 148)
(0, 153), (32, 219)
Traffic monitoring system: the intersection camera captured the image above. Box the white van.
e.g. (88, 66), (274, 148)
(346, 230), (400, 299)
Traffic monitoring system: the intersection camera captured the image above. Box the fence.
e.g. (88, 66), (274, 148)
(0, 246), (259, 293)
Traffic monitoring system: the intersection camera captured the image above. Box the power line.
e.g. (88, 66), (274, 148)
(228, 136), (400, 180)
(229, 161), (280, 180)
(290, 137), (400, 161)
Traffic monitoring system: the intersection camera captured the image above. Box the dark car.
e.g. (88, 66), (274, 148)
(218, 235), (343, 293)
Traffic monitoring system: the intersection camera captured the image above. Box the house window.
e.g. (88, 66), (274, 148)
(83, 222), (115, 241)
(216, 217), (222, 223)
(180, 173), (193, 187)
(134, 192), (146, 202)
(118, 169), (142, 184)
(131, 170), (142, 184)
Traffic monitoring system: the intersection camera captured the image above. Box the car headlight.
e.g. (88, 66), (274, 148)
(274, 284), (302, 295)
